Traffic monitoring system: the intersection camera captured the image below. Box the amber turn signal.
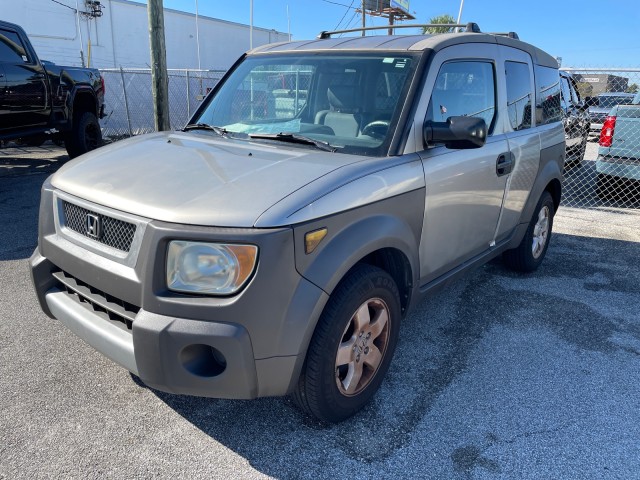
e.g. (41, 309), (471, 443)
(305, 228), (328, 254)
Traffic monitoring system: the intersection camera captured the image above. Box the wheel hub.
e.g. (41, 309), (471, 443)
(532, 205), (550, 259)
(335, 298), (390, 396)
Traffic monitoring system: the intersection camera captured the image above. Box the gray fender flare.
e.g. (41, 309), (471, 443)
(297, 212), (421, 299)
(509, 148), (563, 249)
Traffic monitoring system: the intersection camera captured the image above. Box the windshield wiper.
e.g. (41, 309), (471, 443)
(182, 123), (230, 137)
(248, 133), (336, 152)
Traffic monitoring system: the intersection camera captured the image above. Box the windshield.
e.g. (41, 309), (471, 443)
(193, 53), (418, 156)
(598, 95), (633, 108)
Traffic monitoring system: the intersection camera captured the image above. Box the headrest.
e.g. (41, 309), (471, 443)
(327, 85), (358, 112)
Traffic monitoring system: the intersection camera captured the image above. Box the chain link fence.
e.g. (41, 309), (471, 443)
(98, 66), (640, 211)
(99, 68), (225, 139)
(561, 68), (640, 209)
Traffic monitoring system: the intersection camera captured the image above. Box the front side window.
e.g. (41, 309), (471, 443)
(506, 61), (533, 130)
(195, 54), (418, 156)
(426, 61), (496, 132)
(0, 28), (28, 64)
(534, 65), (562, 125)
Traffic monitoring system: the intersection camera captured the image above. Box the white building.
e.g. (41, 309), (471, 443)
(0, 0), (289, 69)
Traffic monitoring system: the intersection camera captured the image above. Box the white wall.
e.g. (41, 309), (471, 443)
(0, 0), (289, 69)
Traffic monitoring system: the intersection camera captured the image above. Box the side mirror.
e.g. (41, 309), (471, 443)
(424, 116), (487, 149)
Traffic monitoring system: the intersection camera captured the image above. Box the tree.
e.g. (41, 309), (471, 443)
(626, 83), (639, 94)
(422, 14), (457, 34)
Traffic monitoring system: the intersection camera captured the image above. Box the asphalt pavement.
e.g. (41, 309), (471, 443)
(1, 142), (639, 479)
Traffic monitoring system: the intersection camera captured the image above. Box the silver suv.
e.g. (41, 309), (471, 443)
(30, 24), (565, 423)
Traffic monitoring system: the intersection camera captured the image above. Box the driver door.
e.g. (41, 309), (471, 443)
(414, 44), (510, 283)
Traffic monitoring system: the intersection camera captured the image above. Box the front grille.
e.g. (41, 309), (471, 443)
(53, 270), (140, 330)
(62, 201), (136, 252)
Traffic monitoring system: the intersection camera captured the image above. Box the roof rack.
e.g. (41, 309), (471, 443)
(489, 32), (520, 40)
(317, 23), (482, 39)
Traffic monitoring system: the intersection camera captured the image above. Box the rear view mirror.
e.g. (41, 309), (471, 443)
(424, 116), (487, 149)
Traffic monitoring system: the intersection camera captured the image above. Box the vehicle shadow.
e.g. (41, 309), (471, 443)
(0, 146), (69, 178)
(138, 232), (640, 477)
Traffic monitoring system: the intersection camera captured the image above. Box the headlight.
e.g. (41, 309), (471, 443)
(166, 241), (258, 295)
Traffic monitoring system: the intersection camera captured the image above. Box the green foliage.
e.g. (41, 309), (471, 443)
(422, 14), (456, 34)
(626, 83), (639, 94)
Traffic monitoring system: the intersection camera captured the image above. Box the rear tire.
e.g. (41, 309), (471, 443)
(65, 111), (102, 159)
(571, 135), (587, 166)
(596, 173), (615, 200)
(292, 264), (401, 423)
(503, 191), (554, 273)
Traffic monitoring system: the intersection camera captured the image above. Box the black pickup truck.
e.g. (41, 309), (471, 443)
(0, 20), (105, 158)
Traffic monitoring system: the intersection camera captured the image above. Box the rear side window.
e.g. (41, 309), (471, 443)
(534, 65), (562, 125)
(0, 28), (28, 64)
(427, 61), (496, 132)
(505, 61), (533, 130)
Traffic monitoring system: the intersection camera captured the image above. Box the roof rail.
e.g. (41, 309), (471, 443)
(490, 31), (520, 40)
(317, 22), (481, 39)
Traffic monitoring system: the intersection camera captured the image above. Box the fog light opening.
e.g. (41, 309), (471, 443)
(180, 344), (227, 377)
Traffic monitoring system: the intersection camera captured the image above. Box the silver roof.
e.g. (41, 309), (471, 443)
(249, 32), (558, 68)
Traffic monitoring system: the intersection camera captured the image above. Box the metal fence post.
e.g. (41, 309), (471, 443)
(119, 66), (133, 137)
(186, 69), (191, 118)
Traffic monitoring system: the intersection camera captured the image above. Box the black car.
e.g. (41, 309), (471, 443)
(0, 20), (105, 157)
(559, 71), (590, 165)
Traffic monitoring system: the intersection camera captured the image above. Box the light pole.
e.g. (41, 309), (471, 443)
(456, 0), (465, 27)
(195, 0), (201, 70)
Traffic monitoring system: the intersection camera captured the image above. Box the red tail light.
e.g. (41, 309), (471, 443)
(599, 115), (617, 147)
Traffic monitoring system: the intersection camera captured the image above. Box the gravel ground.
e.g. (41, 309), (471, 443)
(1, 142), (639, 479)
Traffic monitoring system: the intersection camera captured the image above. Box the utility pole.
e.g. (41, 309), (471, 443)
(361, 0), (365, 36)
(147, 0), (170, 131)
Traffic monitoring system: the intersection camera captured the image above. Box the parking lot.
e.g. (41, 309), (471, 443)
(1, 142), (639, 479)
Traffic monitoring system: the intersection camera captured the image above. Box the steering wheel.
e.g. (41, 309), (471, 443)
(361, 120), (390, 139)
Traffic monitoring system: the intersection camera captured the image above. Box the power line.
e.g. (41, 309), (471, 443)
(321, 0), (358, 10)
(334, 0), (356, 30)
(342, 9), (360, 32)
(50, 0), (77, 12)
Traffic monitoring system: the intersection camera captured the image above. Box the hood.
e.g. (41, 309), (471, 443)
(52, 131), (365, 227)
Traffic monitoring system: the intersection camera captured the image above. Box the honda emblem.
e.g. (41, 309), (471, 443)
(86, 213), (101, 239)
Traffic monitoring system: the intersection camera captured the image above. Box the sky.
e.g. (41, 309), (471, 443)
(158, 0), (640, 67)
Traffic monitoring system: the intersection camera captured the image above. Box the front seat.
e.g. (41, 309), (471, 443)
(315, 85), (361, 137)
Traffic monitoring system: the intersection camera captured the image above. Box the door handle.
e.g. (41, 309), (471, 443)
(496, 153), (514, 177)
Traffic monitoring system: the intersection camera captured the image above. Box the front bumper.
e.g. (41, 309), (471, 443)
(31, 249), (311, 399)
(30, 185), (329, 399)
(589, 122), (603, 134)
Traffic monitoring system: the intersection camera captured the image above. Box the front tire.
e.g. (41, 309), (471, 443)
(503, 191), (555, 272)
(65, 111), (102, 159)
(292, 264), (401, 423)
